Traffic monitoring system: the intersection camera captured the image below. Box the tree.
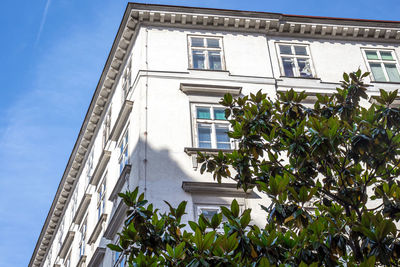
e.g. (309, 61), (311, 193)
(109, 70), (400, 266)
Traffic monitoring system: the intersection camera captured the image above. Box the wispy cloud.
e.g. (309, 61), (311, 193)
(35, 0), (52, 46)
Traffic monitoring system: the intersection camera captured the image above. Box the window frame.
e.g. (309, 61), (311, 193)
(275, 42), (316, 78)
(97, 175), (107, 221)
(361, 48), (400, 83)
(118, 129), (129, 174)
(103, 106), (112, 148)
(79, 219), (87, 259)
(190, 103), (232, 149)
(187, 35), (226, 71)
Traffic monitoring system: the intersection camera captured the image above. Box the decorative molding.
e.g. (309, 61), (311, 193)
(109, 164), (131, 201)
(57, 231), (75, 259)
(104, 201), (128, 239)
(184, 147), (233, 155)
(72, 194), (91, 225)
(89, 150), (111, 186)
(180, 83), (241, 96)
(109, 100), (134, 141)
(88, 214), (108, 244)
(87, 247), (106, 267)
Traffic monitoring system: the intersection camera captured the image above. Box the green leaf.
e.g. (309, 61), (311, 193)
(107, 243), (123, 252)
(231, 199), (239, 218)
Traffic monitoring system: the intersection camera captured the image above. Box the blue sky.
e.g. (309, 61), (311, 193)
(0, 0), (398, 266)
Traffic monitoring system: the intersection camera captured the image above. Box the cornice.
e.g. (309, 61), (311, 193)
(30, 3), (400, 267)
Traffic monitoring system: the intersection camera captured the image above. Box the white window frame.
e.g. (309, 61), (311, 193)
(195, 204), (243, 232)
(276, 42), (316, 78)
(70, 189), (78, 223)
(79, 219), (87, 258)
(97, 175), (107, 221)
(361, 48), (400, 82)
(86, 148), (94, 186)
(191, 103), (232, 149)
(187, 35), (226, 71)
(113, 239), (126, 267)
(64, 252), (71, 267)
(58, 219), (64, 252)
(118, 129), (129, 174)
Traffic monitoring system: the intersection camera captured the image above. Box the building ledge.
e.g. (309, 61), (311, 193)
(182, 181), (260, 198)
(180, 83), (241, 96)
(87, 247), (106, 267)
(72, 194), (92, 225)
(184, 147), (233, 155)
(109, 100), (133, 142)
(109, 164), (131, 201)
(76, 255), (86, 267)
(104, 200), (128, 239)
(57, 231), (75, 259)
(90, 150), (111, 186)
(88, 214), (108, 244)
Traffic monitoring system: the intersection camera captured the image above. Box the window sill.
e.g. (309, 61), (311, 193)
(370, 81), (400, 85)
(88, 213), (107, 244)
(278, 76), (320, 80)
(76, 255), (87, 267)
(184, 147), (233, 155)
(188, 68), (229, 73)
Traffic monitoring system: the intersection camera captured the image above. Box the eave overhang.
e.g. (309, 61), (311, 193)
(30, 3), (400, 267)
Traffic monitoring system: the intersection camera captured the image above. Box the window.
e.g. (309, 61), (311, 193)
(188, 36), (224, 70)
(114, 248), (126, 267)
(79, 220), (87, 258)
(363, 49), (400, 82)
(58, 219), (64, 252)
(195, 205), (231, 232)
(192, 104), (231, 149)
(70, 189), (78, 222)
(277, 44), (314, 78)
(86, 149), (94, 186)
(65, 253), (71, 267)
(119, 130), (129, 174)
(122, 59), (132, 102)
(97, 176), (106, 221)
(103, 107), (112, 148)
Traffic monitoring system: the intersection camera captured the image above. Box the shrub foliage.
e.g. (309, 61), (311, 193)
(109, 70), (400, 266)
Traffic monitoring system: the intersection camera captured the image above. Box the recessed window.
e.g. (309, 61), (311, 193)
(119, 130), (129, 174)
(364, 49), (400, 82)
(79, 220), (87, 258)
(277, 44), (314, 78)
(192, 104), (231, 149)
(114, 244), (126, 267)
(188, 36), (225, 70)
(103, 106), (112, 148)
(97, 176), (106, 221)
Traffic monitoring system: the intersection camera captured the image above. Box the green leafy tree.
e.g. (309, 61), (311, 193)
(109, 70), (400, 266)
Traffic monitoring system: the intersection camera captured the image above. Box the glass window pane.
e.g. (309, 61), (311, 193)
(279, 45), (292, 55)
(297, 58), (313, 77)
(370, 63), (386, 81)
(206, 38), (220, 48)
(294, 46), (308, 56)
(385, 64), (400, 82)
(208, 51), (222, 70)
(216, 125), (230, 149)
(214, 108), (226, 120)
(282, 57), (294, 77)
(366, 51), (379, 60)
(191, 37), (204, 47)
(200, 208), (218, 221)
(198, 125), (211, 148)
(197, 107), (211, 119)
(192, 51), (205, 69)
(380, 51), (394, 61)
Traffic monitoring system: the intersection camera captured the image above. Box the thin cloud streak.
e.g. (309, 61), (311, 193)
(35, 0), (52, 46)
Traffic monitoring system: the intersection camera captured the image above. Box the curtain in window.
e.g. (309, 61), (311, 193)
(370, 63), (386, 81)
(385, 64), (400, 82)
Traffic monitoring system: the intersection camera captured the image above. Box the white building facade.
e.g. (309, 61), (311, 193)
(29, 3), (400, 267)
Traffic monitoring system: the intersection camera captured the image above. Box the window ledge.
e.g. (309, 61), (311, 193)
(104, 200), (128, 239)
(88, 214), (107, 244)
(87, 247), (106, 267)
(89, 150), (111, 186)
(370, 81), (400, 85)
(109, 164), (131, 201)
(188, 68), (229, 73)
(72, 194), (92, 225)
(58, 231), (75, 259)
(182, 181), (260, 198)
(184, 147), (233, 155)
(180, 83), (241, 96)
(76, 255), (87, 267)
(109, 100), (133, 142)
(278, 76), (320, 80)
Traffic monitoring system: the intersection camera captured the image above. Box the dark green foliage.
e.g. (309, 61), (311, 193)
(109, 70), (400, 266)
